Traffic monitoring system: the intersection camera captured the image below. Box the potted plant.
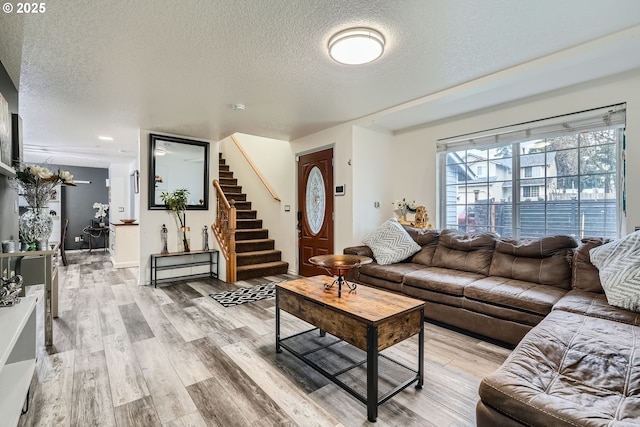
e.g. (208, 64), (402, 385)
(160, 188), (190, 252)
(93, 202), (109, 226)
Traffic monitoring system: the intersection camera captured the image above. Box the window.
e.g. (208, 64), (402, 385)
(438, 104), (625, 239)
(524, 166), (533, 178)
(522, 186), (539, 198)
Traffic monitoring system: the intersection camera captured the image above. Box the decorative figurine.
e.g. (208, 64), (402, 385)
(203, 226), (210, 251)
(161, 224), (169, 254)
(413, 206), (432, 229)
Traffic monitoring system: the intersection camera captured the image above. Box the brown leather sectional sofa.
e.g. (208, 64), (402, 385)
(344, 229), (640, 426)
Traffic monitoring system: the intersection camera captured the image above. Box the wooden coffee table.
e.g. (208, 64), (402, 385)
(275, 275), (425, 422)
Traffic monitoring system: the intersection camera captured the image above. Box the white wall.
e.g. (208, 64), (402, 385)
(352, 126), (394, 243)
(138, 130), (218, 284)
(108, 163), (131, 222)
(390, 69), (640, 234)
(220, 133), (297, 274)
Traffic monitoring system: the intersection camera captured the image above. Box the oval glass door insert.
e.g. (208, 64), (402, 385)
(305, 166), (326, 235)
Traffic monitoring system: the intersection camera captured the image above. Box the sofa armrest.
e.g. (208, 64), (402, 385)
(343, 245), (374, 258)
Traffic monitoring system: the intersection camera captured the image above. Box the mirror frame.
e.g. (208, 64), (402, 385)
(148, 134), (210, 210)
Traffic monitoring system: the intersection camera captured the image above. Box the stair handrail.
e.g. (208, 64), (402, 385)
(211, 179), (237, 283)
(230, 134), (281, 202)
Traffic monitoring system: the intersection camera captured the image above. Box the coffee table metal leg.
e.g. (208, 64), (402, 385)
(275, 289), (282, 353)
(417, 308), (424, 388)
(367, 324), (378, 422)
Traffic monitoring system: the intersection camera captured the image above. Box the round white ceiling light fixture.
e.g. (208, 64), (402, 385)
(328, 27), (385, 65)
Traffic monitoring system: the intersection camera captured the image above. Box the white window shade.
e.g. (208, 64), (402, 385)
(437, 104), (626, 152)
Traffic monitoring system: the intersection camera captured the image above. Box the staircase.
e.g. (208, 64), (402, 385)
(218, 154), (289, 281)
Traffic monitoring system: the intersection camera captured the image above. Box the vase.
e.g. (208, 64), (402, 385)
(19, 207), (53, 251)
(160, 224), (169, 254)
(179, 226), (190, 252)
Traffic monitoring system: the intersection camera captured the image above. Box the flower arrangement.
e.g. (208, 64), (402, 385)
(393, 198), (417, 217)
(160, 188), (190, 252)
(11, 164), (75, 208)
(93, 202), (109, 224)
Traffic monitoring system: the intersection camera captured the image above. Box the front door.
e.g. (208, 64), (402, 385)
(298, 148), (334, 276)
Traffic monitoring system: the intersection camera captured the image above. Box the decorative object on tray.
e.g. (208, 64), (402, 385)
(11, 164), (75, 251)
(120, 218), (136, 224)
(393, 198), (417, 222)
(93, 202), (109, 226)
(160, 224), (169, 254)
(413, 206), (432, 229)
(160, 188), (190, 252)
(202, 225), (209, 251)
(309, 254), (372, 297)
(0, 274), (23, 307)
(209, 282), (280, 307)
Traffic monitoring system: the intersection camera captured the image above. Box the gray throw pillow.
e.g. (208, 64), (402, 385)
(589, 231), (640, 312)
(363, 218), (421, 265)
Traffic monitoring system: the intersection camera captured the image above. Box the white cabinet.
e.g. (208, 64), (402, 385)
(0, 296), (37, 427)
(109, 223), (140, 268)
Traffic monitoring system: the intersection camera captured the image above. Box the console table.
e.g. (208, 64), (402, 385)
(150, 250), (219, 287)
(0, 248), (58, 346)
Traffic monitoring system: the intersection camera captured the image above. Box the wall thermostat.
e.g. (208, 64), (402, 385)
(335, 185), (345, 196)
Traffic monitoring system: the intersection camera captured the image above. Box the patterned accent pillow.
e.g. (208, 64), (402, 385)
(589, 231), (640, 312)
(363, 218), (421, 265)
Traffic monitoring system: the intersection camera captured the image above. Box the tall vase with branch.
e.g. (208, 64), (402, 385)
(160, 188), (190, 252)
(11, 164), (75, 250)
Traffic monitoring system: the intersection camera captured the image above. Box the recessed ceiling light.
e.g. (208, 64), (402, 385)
(98, 136), (114, 141)
(328, 27), (385, 65)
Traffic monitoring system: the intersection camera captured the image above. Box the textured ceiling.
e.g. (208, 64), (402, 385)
(1, 0), (640, 167)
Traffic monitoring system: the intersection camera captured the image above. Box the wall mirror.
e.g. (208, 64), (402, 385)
(148, 134), (209, 210)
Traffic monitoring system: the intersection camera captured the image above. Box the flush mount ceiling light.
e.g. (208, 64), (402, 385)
(328, 27), (385, 65)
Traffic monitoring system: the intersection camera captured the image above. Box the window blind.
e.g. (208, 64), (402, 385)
(437, 103), (626, 152)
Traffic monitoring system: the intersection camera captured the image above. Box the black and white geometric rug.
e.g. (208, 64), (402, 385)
(209, 282), (278, 307)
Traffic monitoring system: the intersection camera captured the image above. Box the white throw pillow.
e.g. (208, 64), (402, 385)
(589, 231), (640, 312)
(363, 218), (421, 265)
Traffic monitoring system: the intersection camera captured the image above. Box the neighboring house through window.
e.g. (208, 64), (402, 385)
(438, 104), (626, 239)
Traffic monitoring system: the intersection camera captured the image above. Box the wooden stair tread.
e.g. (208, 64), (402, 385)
(236, 261), (288, 272)
(236, 249), (281, 257)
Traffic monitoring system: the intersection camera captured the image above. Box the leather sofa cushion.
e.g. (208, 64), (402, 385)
(403, 267), (485, 296)
(553, 289), (640, 326)
(343, 245), (373, 258)
(356, 273), (404, 294)
(432, 230), (496, 275)
(403, 286), (463, 308)
(358, 262), (428, 283)
(479, 310), (640, 426)
(464, 276), (566, 316)
(403, 226), (440, 246)
(411, 246), (438, 266)
(494, 235), (577, 257)
(462, 298), (544, 326)
(489, 236), (575, 289)
(572, 237), (609, 293)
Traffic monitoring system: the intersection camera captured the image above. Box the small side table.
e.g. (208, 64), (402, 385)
(308, 254), (372, 297)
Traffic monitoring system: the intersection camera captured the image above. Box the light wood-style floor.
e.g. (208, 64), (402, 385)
(18, 251), (511, 427)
